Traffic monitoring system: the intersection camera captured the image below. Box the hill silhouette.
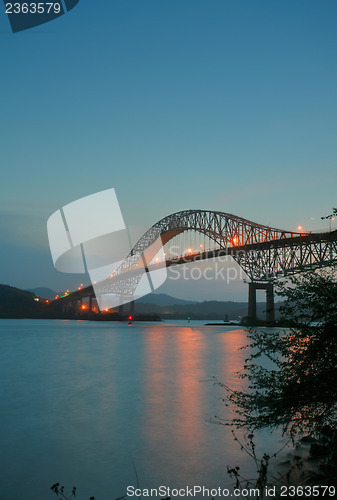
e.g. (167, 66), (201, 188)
(0, 284), (51, 318)
(0, 284), (281, 321)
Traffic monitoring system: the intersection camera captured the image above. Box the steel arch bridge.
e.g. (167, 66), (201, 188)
(57, 210), (337, 322)
(116, 210), (337, 280)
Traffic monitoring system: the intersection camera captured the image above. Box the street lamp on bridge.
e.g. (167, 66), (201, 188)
(321, 208), (337, 232)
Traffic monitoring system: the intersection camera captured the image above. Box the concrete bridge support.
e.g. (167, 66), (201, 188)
(95, 296), (101, 314)
(248, 282), (275, 323)
(130, 300), (135, 316)
(266, 285), (275, 323)
(74, 298), (82, 318)
(88, 296), (93, 318)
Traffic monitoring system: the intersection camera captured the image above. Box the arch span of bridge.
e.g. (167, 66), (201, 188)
(56, 210), (337, 323)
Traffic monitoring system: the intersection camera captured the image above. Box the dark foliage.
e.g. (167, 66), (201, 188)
(219, 268), (337, 439)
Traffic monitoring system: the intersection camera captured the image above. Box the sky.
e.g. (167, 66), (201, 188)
(0, 0), (337, 301)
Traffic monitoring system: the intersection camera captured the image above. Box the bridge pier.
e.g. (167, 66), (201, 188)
(74, 298), (82, 318)
(248, 282), (275, 324)
(96, 295), (101, 314)
(266, 285), (275, 323)
(248, 282), (257, 321)
(88, 296), (93, 318)
(130, 300), (135, 316)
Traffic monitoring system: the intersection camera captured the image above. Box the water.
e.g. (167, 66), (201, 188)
(0, 319), (288, 500)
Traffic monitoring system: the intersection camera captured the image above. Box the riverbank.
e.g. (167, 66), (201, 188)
(270, 428), (337, 496)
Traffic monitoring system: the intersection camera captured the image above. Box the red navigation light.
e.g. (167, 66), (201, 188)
(128, 315), (133, 321)
(82, 305), (86, 310)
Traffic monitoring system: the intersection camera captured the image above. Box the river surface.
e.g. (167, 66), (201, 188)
(0, 319), (289, 500)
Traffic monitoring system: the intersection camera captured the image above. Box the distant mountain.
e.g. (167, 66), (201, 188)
(0, 284), (50, 318)
(29, 287), (57, 300)
(0, 283), (283, 322)
(134, 299), (283, 320)
(135, 293), (198, 306)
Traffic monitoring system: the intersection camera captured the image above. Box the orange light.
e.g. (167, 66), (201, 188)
(105, 308), (109, 312)
(200, 244), (203, 247)
(233, 237), (237, 245)
(188, 248), (192, 253)
(94, 281), (96, 284)
(82, 305), (86, 309)
(298, 226), (302, 231)
(155, 257), (159, 262)
(78, 287), (81, 290)
(46, 300), (49, 304)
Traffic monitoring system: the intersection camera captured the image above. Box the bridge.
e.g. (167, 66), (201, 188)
(54, 210), (337, 323)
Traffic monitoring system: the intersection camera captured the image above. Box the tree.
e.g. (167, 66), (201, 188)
(221, 267), (337, 439)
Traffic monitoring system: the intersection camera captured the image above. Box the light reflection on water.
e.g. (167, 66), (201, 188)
(0, 320), (287, 500)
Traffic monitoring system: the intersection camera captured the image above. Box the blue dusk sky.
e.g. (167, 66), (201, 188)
(0, 0), (336, 300)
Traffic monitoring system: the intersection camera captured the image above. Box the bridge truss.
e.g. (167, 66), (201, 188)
(60, 210), (337, 321)
(102, 210), (337, 286)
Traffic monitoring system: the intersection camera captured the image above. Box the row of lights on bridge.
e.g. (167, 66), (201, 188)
(154, 245), (206, 263)
(54, 244), (211, 300)
(53, 243), (211, 300)
(53, 225), (324, 301)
